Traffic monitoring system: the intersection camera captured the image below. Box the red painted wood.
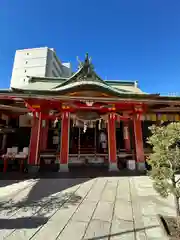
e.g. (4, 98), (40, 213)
(133, 117), (144, 162)
(60, 112), (70, 164)
(107, 113), (117, 163)
(28, 113), (42, 165)
(123, 121), (131, 151)
(24, 99), (147, 113)
(3, 157), (8, 173)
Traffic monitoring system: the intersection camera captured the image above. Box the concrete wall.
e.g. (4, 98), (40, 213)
(46, 49), (63, 77)
(46, 49), (72, 78)
(10, 47), (48, 88)
(10, 47), (72, 88)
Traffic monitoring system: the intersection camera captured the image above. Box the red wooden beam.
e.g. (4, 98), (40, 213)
(24, 101), (36, 113)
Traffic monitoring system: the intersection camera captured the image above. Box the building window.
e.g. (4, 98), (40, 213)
(26, 53), (29, 55)
(25, 61), (28, 64)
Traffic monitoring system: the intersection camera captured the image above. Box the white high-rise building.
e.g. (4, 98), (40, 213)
(10, 47), (72, 88)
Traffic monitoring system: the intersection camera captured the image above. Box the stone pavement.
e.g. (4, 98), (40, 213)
(0, 176), (174, 240)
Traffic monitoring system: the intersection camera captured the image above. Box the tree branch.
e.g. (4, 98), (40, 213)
(175, 178), (180, 184)
(167, 159), (173, 170)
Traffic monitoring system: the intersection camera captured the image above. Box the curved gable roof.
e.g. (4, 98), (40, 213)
(11, 54), (146, 96)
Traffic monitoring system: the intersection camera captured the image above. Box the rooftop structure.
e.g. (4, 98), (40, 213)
(10, 47), (72, 88)
(11, 53), (144, 95)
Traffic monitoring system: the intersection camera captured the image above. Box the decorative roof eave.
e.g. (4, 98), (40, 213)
(1, 90), (180, 106)
(105, 80), (136, 86)
(52, 67), (105, 89)
(51, 80), (132, 95)
(11, 80), (146, 97)
(52, 53), (111, 89)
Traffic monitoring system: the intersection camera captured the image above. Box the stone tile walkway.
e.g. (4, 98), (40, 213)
(0, 176), (173, 239)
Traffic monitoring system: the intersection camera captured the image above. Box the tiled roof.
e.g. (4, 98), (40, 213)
(12, 55), (145, 95)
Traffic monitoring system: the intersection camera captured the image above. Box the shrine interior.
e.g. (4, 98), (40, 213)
(0, 110), (155, 172)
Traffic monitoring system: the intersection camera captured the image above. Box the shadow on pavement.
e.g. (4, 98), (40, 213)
(0, 179), (23, 188)
(0, 178), (89, 218)
(0, 216), (48, 229)
(0, 168), (146, 180)
(25, 178), (87, 203)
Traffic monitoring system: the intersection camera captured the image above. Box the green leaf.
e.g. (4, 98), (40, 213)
(147, 122), (180, 201)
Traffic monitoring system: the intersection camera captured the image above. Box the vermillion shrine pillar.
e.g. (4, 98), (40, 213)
(123, 121), (131, 151)
(28, 112), (42, 173)
(107, 113), (118, 171)
(133, 114), (145, 170)
(59, 111), (70, 172)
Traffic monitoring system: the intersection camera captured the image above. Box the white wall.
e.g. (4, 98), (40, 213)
(47, 59), (62, 78)
(13, 57), (47, 69)
(10, 47), (48, 88)
(46, 49), (64, 78)
(10, 47), (73, 88)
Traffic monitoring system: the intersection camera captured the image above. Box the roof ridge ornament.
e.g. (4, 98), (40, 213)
(76, 56), (83, 69)
(83, 52), (94, 77)
(77, 53), (94, 77)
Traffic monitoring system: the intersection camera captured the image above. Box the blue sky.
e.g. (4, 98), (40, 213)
(0, 0), (180, 94)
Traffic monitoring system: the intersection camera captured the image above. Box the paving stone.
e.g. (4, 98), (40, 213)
(114, 199), (133, 221)
(116, 177), (131, 202)
(28, 179), (95, 240)
(142, 205), (157, 216)
(129, 178), (146, 230)
(110, 218), (134, 240)
(84, 178), (107, 202)
(92, 201), (114, 222)
(145, 226), (167, 239)
(142, 215), (160, 228)
(135, 230), (147, 240)
(100, 180), (117, 202)
(110, 232), (135, 240)
(5, 180), (83, 240)
(0, 176), (176, 240)
(83, 219), (111, 240)
(29, 206), (80, 240)
(71, 200), (97, 222)
(57, 220), (88, 240)
(132, 177), (169, 240)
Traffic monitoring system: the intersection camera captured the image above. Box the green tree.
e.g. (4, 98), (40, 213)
(147, 122), (180, 217)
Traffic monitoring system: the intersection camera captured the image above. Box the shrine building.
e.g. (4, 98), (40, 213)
(0, 53), (180, 173)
